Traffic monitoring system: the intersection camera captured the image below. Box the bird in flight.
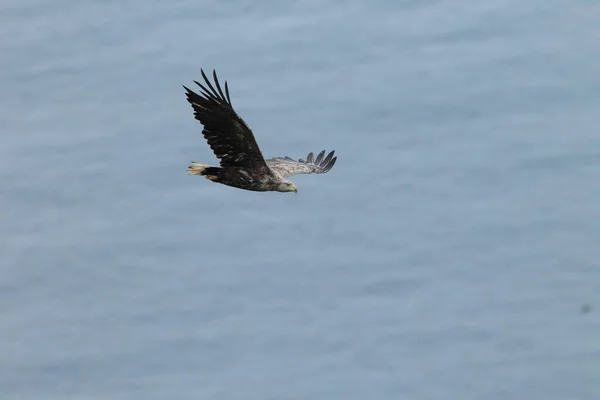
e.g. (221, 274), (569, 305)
(183, 69), (337, 193)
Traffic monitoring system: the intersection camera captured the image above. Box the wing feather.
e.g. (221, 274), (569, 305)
(315, 150), (325, 165)
(183, 69), (268, 170)
(266, 150), (337, 178)
(321, 150), (335, 166)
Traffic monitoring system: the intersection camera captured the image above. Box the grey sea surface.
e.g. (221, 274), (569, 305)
(2, 0), (600, 399)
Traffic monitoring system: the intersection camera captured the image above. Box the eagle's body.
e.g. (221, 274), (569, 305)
(183, 69), (337, 193)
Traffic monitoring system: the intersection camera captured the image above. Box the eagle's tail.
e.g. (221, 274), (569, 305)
(187, 162), (221, 181)
(187, 162), (209, 176)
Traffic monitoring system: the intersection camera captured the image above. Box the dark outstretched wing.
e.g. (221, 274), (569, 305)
(183, 69), (269, 171)
(266, 150), (337, 178)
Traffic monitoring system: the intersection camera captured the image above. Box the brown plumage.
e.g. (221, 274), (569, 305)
(183, 69), (337, 193)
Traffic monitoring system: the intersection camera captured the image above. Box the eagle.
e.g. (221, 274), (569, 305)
(183, 69), (337, 193)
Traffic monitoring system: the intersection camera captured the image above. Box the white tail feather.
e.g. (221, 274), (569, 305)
(187, 162), (209, 176)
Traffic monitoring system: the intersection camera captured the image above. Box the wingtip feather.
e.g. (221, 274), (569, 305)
(315, 150), (326, 165)
(224, 81), (232, 105)
(212, 70), (227, 101)
(328, 156), (337, 171)
(321, 150), (335, 166)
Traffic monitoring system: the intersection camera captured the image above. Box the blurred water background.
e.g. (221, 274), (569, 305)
(2, 0), (600, 399)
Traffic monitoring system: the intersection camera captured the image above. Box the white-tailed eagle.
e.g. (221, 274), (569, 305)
(183, 69), (337, 193)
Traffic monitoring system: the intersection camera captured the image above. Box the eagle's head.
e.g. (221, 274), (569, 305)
(277, 181), (297, 193)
